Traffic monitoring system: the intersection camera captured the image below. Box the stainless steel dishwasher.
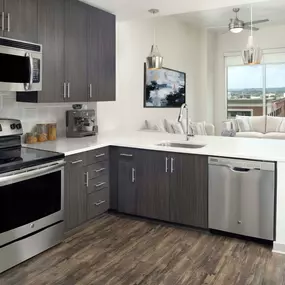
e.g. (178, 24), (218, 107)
(208, 157), (275, 241)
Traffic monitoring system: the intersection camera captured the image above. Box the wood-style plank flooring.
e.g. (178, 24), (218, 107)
(1, 214), (285, 285)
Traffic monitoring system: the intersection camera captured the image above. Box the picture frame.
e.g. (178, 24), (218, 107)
(144, 63), (186, 108)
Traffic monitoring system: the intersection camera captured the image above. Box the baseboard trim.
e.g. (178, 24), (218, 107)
(273, 242), (285, 254)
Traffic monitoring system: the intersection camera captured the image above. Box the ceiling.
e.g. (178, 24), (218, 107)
(175, 0), (285, 31)
(80, 0), (271, 21)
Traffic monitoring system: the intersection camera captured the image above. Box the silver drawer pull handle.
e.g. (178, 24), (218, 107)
(71, 160), (83, 164)
(95, 168), (106, 173)
(94, 200), (106, 206)
(95, 153), (105, 158)
(95, 182), (106, 187)
(120, 153), (133, 157)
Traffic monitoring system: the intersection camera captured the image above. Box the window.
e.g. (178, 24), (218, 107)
(226, 52), (285, 118)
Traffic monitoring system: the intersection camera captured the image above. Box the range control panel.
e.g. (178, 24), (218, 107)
(0, 119), (23, 136)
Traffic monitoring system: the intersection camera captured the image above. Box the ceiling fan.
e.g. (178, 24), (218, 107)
(228, 8), (269, 34)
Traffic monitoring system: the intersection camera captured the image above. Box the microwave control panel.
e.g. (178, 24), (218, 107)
(32, 58), (40, 83)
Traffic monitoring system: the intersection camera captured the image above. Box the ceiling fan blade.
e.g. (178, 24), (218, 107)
(244, 19), (269, 25)
(244, 26), (259, 31)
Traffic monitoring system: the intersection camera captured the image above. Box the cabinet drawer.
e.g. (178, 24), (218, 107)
(87, 175), (109, 194)
(87, 161), (109, 180)
(87, 189), (109, 219)
(66, 153), (85, 165)
(117, 147), (136, 160)
(85, 147), (109, 165)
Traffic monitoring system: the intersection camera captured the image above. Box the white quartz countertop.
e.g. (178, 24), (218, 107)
(24, 130), (285, 162)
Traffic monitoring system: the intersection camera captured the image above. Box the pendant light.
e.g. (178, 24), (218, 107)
(242, 6), (262, 65)
(146, 9), (163, 70)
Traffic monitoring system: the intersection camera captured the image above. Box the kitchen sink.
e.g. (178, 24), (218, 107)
(156, 142), (206, 149)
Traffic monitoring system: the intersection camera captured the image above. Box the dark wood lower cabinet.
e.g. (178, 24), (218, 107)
(169, 153), (208, 228)
(64, 154), (87, 231)
(118, 151), (137, 215)
(114, 147), (208, 229)
(136, 150), (170, 221)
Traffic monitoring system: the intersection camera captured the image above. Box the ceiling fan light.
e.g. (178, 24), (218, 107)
(146, 45), (163, 70)
(230, 27), (243, 33)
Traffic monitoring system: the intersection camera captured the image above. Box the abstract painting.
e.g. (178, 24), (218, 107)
(144, 64), (186, 108)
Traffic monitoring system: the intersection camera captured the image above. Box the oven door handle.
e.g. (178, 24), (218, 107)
(24, 52), (34, 91)
(0, 161), (66, 187)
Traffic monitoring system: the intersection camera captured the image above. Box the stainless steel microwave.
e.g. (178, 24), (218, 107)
(0, 37), (42, 92)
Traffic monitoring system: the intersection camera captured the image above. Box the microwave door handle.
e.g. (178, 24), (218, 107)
(24, 52), (33, 91)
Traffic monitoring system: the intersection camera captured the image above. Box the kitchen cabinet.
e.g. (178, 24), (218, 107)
(64, 148), (111, 232)
(117, 149), (137, 215)
(87, 7), (116, 102)
(114, 148), (208, 228)
(64, 0), (88, 102)
(37, 0), (65, 103)
(16, 0), (116, 103)
(169, 153), (208, 228)
(136, 150), (170, 221)
(4, 0), (38, 42)
(64, 153), (87, 231)
(0, 1), (3, 37)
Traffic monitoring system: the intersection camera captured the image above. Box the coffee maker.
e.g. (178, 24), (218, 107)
(66, 108), (97, 138)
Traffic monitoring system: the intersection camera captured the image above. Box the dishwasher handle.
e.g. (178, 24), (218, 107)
(229, 166), (251, 173)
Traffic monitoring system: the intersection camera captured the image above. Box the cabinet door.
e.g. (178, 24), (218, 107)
(64, 154), (87, 231)
(136, 150), (170, 221)
(0, 1), (3, 37)
(118, 152), (136, 215)
(88, 7), (115, 102)
(169, 154), (208, 228)
(4, 0), (38, 42)
(38, 0), (65, 102)
(65, 0), (88, 102)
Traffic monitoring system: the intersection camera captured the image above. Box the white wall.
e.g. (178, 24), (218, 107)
(214, 24), (285, 133)
(97, 17), (203, 132)
(0, 92), (97, 138)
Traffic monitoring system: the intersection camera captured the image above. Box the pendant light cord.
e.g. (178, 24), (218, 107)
(250, 5), (253, 37)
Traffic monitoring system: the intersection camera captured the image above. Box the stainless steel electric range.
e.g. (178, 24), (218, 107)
(0, 119), (65, 273)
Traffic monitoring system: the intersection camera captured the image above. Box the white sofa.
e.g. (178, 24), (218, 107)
(223, 115), (285, 139)
(144, 119), (215, 136)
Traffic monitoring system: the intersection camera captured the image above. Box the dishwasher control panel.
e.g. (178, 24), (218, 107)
(208, 157), (275, 171)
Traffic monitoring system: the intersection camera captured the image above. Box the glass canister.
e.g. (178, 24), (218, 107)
(26, 132), (38, 144)
(37, 124), (48, 142)
(48, 123), (57, 141)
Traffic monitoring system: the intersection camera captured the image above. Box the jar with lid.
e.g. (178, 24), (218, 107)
(48, 123), (57, 141)
(37, 124), (48, 142)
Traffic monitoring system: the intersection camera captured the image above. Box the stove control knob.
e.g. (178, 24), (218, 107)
(16, 123), (22, 130)
(10, 123), (16, 130)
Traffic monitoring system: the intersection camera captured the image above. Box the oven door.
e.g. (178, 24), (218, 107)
(0, 39), (42, 92)
(0, 160), (65, 247)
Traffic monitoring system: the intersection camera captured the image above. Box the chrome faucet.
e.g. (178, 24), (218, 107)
(178, 103), (194, 141)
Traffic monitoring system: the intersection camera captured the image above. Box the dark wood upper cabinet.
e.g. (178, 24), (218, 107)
(0, 1), (3, 37)
(169, 153), (208, 228)
(4, 0), (38, 42)
(37, 0), (65, 103)
(64, 0), (88, 103)
(88, 7), (116, 102)
(136, 150), (170, 221)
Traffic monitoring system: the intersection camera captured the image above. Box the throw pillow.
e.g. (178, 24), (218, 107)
(266, 116), (283, 132)
(236, 116), (252, 132)
(249, 116), (266, 133)
(190, 121), (207, 135)
(277, 118), (285, 133)
(171, 122), (184, 134)
(145, 119), (166, 132)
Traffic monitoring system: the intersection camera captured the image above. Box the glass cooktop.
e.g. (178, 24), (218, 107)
(0, 147), (64, 174)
